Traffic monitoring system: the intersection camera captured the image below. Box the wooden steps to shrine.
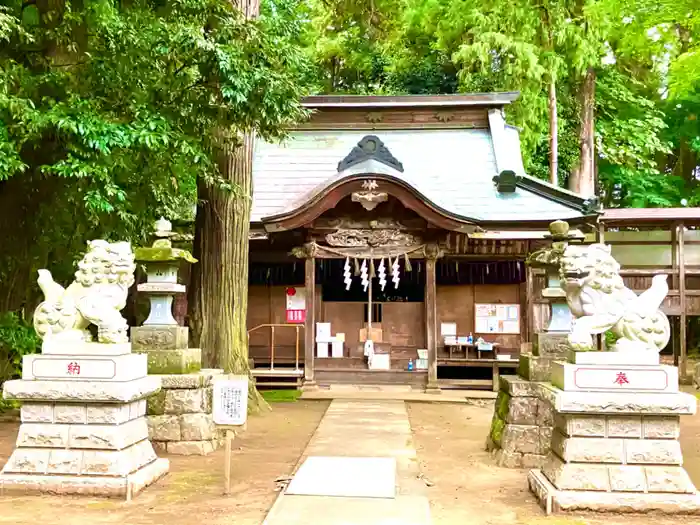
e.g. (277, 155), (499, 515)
(314, 368), (427, 388)
(252, 368), (303, 390)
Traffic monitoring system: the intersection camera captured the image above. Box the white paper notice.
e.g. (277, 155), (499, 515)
(213, 376), (249, 426)
(440, 322), (457, 337)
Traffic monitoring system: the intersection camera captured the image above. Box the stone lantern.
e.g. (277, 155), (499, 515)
(540, 221), (573, 333)
(132, 217), (200, 374)
(520, 220), (576, 381)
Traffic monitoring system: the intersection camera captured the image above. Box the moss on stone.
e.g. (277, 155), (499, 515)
(147, 390), (166, 416)
(496, 391), (511, 420)
(146, 349), (202, 375)
(490, 416), (506, 446)
(134, 246), (197, 263)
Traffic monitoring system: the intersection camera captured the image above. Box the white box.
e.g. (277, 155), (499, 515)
(417, 349), (428, 360)
(316, 342), (329, 358)
(331, 341), (344, 358)
(316, 323), (331, 340)
(370, 354), (391, 370)
(416, 358), (428, 370)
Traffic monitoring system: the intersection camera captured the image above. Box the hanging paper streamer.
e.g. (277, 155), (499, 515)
(378, 258), (387, 291)
(404, 253), (412, 272)
(360, 259), (369, 292)
(343, 257), (352, 290)
(391, 256), (400, 289)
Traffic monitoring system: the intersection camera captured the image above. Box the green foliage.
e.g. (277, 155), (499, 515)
(0, 0), (310, 310)
(604, 329), (619, 348)
(261, 389), (302, 402)
(299, 0), (700, 207)
(0, 312), (40, 410)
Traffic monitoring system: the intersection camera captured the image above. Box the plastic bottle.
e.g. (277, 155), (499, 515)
(408, 359), (414, 371)
(467, 332), (473, 344)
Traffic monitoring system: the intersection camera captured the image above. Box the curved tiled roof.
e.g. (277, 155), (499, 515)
(252, 129), (594, 226)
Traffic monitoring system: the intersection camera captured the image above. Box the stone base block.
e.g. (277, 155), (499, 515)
(131, 325), (189, 351)
(529, 469), (700, 515)
(139, 348), (201, 375)
(156, 369), (223, 390)
(145, 371), (221, 456)
(552, 362), (678, 393)
(0, 457), (169, 499)
(3, 438), (159, 477)
(533, 333), (571, 358)
(487, 378), (555, 467)
(3, 376), (161, 403)
(543, 453), (696, 494)
(550, 389), (696, 415)
(554, 413), (681, 440)
(21, 399), (147, 425)
(164, 439), (220, 456)
(518, 354), (558, 382)
(489, 446), (547, 469)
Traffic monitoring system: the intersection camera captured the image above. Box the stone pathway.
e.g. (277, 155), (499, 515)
(263, 400), (431, 525)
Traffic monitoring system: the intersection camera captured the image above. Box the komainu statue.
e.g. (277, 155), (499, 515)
(559, 243), (671, 353)
(33, 240), (136, 344)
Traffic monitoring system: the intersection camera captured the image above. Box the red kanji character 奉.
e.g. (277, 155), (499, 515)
(613, 372), (629, 386)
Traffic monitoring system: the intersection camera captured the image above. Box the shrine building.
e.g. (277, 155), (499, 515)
(245, 93), (600, 391)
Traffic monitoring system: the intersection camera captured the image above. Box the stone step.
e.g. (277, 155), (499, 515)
(325, 384), (414, 393)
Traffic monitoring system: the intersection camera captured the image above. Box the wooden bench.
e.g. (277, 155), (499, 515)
(437, 358), (519, 391)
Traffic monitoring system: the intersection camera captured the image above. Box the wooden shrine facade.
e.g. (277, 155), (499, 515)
(245, 93), (597, 390)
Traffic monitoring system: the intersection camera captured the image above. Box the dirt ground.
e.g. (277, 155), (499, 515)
(407, 395), (700, 525)
(1, 395), (700, 525)
(0, 401), (328, 525)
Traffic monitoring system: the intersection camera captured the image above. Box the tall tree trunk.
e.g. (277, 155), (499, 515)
(569, 67), (596, 197)
(189, 0), (268, 413)
(548, 79), (558, 186)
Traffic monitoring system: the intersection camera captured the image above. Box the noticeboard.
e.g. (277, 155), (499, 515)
(474, 304), (520, 334)
(213, 375), (249, 426)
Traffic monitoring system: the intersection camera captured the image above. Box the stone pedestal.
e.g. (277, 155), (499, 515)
(486, 377), (555, 468)
(528, 353), (700, 514)
(132, 325), (201, 375)
(0, 341), (169, 498)
(518, 333), (571, 382)
(146, 369), (223, 455)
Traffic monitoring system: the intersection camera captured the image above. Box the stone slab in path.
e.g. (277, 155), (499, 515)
(263, 400), (431, 525)
(285, 456), (396, 499)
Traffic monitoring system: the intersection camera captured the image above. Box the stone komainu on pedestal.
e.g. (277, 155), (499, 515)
(526, 243), (700, 514)
(0, 240), (169, 498)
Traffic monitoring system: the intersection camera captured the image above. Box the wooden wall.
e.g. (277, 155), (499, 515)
(248, 284), (317, 364)
(436, 283), (523, 355)
(249, 282), (525, 363)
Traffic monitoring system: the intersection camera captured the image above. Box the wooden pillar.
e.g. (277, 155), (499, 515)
(304, 257), (316, 384)
(425, 255), (439, 391)
(525, 265), (535, 340)
(679, 223), (687, 380)
(595, 221), (605, 350)
(671, 223), (679, 368)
